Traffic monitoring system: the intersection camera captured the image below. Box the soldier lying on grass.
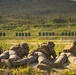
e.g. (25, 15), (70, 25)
(1, 42), (56, 70)
(0, 43), (29, 67)
(51, 41), (76, 67)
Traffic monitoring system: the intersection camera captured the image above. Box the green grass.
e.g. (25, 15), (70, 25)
(0, 15), (76, 75)
(0, 40), (70, 53)
(0, 14), (76, 40)
(0, 23), (76, 40)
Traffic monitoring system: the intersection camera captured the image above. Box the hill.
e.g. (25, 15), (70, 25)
(0, 0), (76, 40)
(0, 0), (76, 16)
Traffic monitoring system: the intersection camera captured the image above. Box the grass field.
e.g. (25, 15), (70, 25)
(0, 40), (72, 53)
(0, 40), (76, 75)
(0, 15), (76, 75)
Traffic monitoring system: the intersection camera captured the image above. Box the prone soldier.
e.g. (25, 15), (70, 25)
(52, 41), (76, 67)
(0, 43), (29, 67)
(2, 42), (56, 70)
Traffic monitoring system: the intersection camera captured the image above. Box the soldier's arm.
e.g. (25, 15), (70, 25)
(51, 50), (57, 59)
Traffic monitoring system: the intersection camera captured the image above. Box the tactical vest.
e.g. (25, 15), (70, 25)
(9, 46), (20, 51)
(29, 43), (52, 59)
(38, 48), (51, 59)
(10, 46), (28, 58)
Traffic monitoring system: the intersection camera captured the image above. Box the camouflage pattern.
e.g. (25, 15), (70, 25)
(48, 41), (55, 48)
(37, 52), (50, 65)
(47, 42), (56, 59)
(52, 41), (76, 67)
(9, 45), (20, 51)
(9, 43), (29, 57)
(73, 40), (76, 45)
(20, 43), (29, 50)
(36, 43), (51, 59)
(9, 50), (21, 61)
(66, 52), (76, 64)
(53, 52), (67, 67)
(30, 42), (56, 59)
(10, 52), (38, 67)
(0, 51), (9, 62)
(63, 41), (76, 56)
(54, 52), (76, 67)
(37, 63), (51, 71)
(63, 44), (76, 56)
(1, 50), (21, 68)
(0, 43), (29, 67)
(9, 51), (51, 69)
(5, 42), (56, 70)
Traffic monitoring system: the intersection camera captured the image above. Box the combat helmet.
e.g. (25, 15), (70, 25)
(38, 43), (49, 51)
(20, 43), (29, 50)
(73, 41), (76, 45)
(48, 41), (55, 48)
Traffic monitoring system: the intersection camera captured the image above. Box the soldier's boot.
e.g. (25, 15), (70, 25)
(50, 52), (67, 68)
(37, 63), (50, 71)
(49, 62), (62, 68)
(1, 59), (12, 68)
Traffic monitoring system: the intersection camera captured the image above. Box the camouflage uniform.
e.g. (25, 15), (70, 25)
(53, 41), (76, 67)
(0, 51), (9, 62)
(4, 42), (56, 70)
(0, 43), (29, 67)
